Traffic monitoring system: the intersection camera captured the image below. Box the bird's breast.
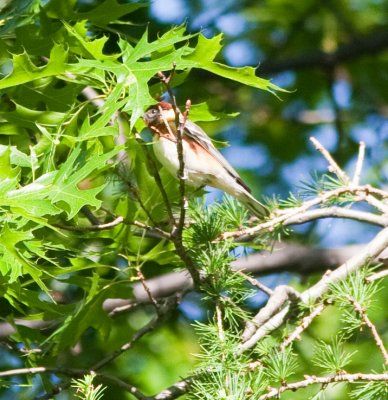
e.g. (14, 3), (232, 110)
(152, 137), (218, 188)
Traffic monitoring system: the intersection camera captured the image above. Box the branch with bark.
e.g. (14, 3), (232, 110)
(143, 138), (388, 400)
(259, 30), (388, 74)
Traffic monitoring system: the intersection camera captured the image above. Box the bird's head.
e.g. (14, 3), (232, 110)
(143, 102), (176, 127)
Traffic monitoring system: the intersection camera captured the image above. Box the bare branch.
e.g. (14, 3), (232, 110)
(347, 295), (388, 366)
(93, 296), (177, 372)
(258, 372), (388, 400)
(137, 270), (160, 313)
(131, 220), (172, 240)
(157, 70), (200, 287)
(310, 137), (349, 183)
(280, 303), (326, 351)
(366, 269), (388, 282)
(0, 366), (148, 400)
(258, 30), (388, 74)
(222, 186), (388, 241)
(55, 216), (171, 240)
(239, 226), (388, 350)
(241, 285), (300, 342)
(352, 141), (365, 186)
(55, 216), (124, 231)
(237, 270), (273, 296)
(175, 99), (191, 239)
(153, 378), (193, 400)
(283, 206), (387, 228)
(301, 225), (388, 302)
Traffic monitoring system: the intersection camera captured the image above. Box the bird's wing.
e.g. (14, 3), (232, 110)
(182, 119), (252, 193)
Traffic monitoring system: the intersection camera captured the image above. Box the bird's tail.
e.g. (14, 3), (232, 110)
(239, 191), (269, 218)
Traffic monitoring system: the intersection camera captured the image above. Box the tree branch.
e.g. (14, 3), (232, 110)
(222, 186), (388, 241)
(347, 295), (388, 366)
(280, 303), (326, 351)
(310, 137), (349, 183)
(157, 70), (201, 287)
(259, 372), (388, 400)
(239, 225), (388, 350)
(0, 367), (148, 400)
(258, 30), (388, 74)
(352, 141), (365, 186)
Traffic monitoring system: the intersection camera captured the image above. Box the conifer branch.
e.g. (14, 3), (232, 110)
(259, 372), (388, 399)
(347, 295), (388, 366)
(240, 225), (388, 350)
(0, 367), (148, 400)
(280, 303), (326, 351)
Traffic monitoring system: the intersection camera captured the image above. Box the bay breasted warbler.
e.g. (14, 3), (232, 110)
(143, 102), (268, 217)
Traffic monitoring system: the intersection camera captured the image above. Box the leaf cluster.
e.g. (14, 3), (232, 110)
(0, 0), (283, 397)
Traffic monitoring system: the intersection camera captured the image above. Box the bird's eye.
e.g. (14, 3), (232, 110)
(151, 109), (157, 115)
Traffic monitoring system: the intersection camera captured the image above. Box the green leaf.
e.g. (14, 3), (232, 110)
(0, 43), (68, 89)
(45, 0), (146, 26)
(49, 146), (121, 219)
(0, 225), (50, 293)
(3, 174), (61, 216)
(0, 177), (18, 196)
(183, 34), (284, 94)
(0, 145), (31, 168)
(63, 21), (112, 60)
(0, 103), (67, 128)
(189, 102), (239, 122)
(48, 275), (111, 353)
(0, 146), (20, 179)
(0, 0), (40, 36)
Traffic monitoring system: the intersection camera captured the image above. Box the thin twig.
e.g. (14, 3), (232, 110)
(221, 186), (388, 241)
(55, 216), (171, 239)
(241, 285), (300, 343)
(239, 225), (388, 350)
(0, 366), (148, 400)
(108, 302), (140, 318)
(153, 377), (193, 400)
(352, 141), (365, 186)
(136, 135), (176, 227)
(347, 295), (388, 366)
(94, 312), (167, 371)
(132, 220), (171, 240)
(55, 216), (124, 231)
(310, 136), (349, 183)
(93, 297), (177, 372)
(157, 69), (201, 287)
(237, 270), (273, 296)
(366, 269), (388, 282)
(157, 68), (191, 240)
(280, 303), (326, 351)
(175, 100), (191, 239)
(216, 304), (225, 343)
(137, 270), (160, 313)
(364, 194), (388, 214)
(115, 163), (158, 226)
(281, 206), (387, 228)
(39, 314), (164, 399)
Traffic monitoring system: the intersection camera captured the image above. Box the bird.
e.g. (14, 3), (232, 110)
(143, 101), (269, 217)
